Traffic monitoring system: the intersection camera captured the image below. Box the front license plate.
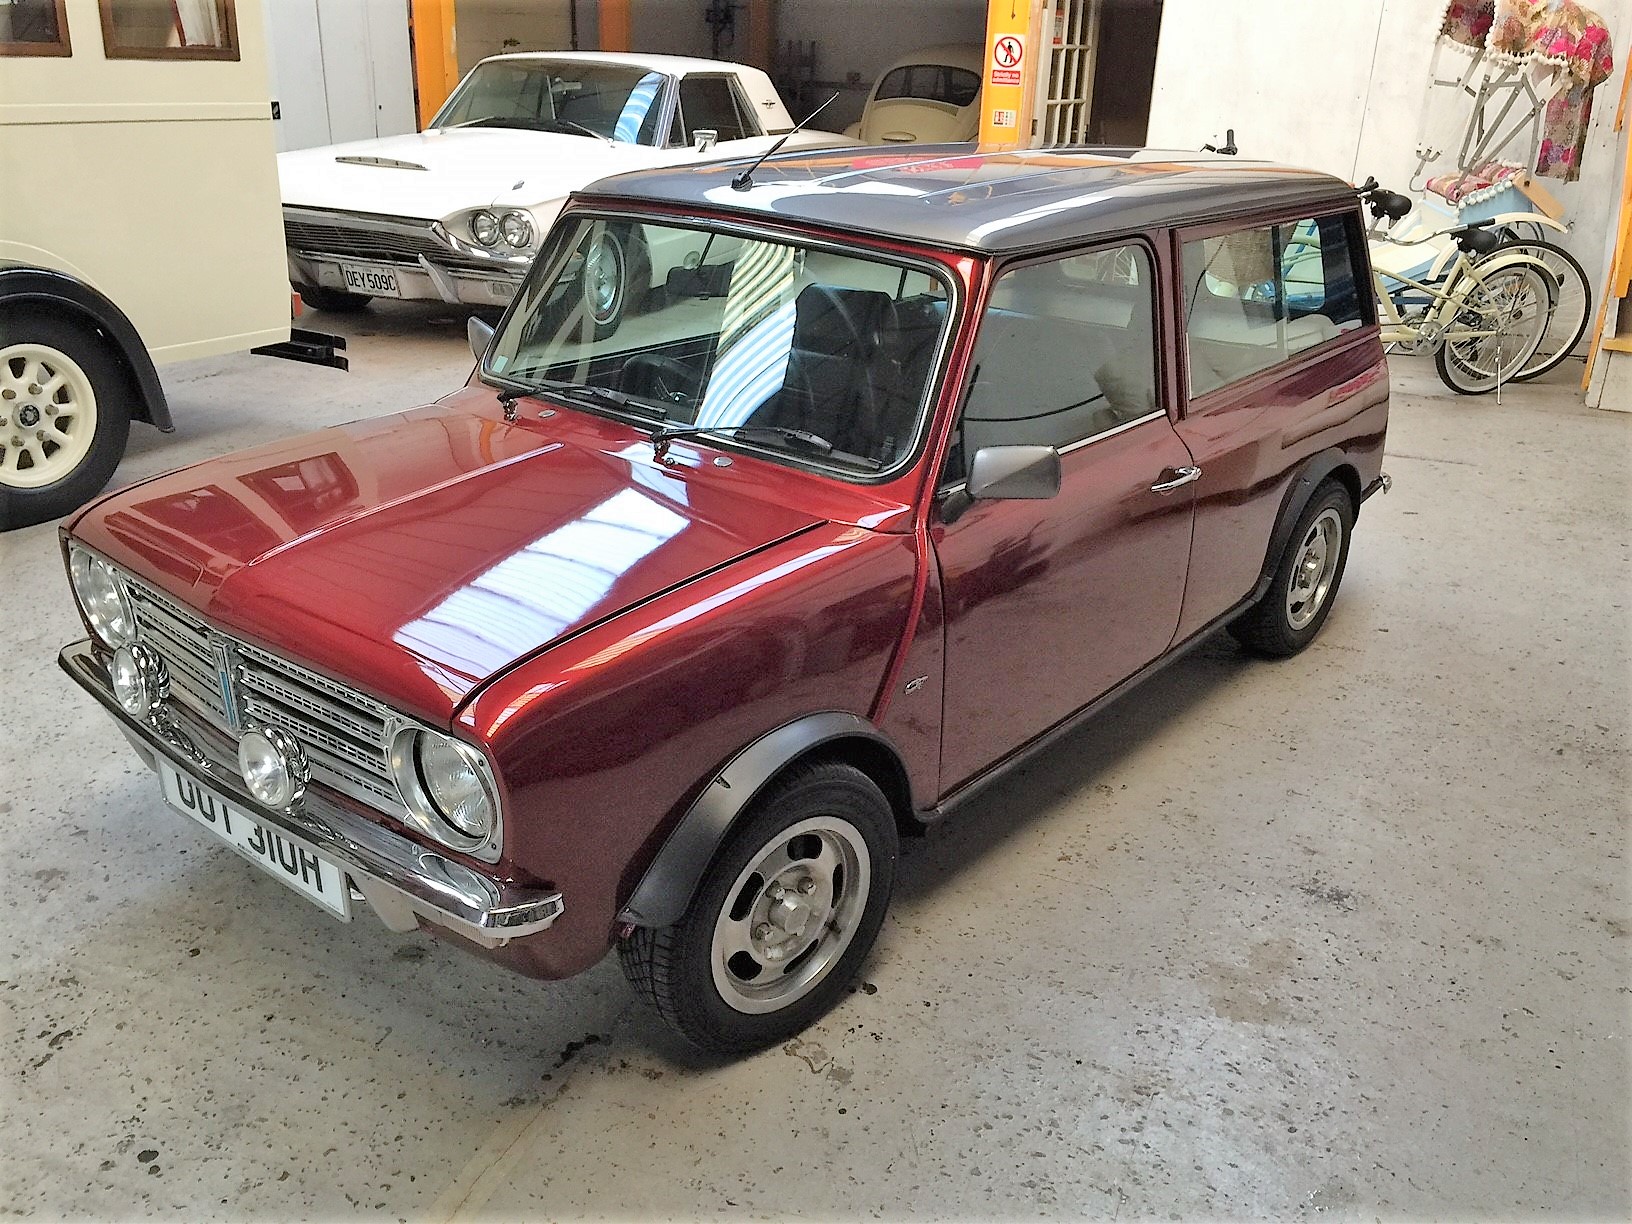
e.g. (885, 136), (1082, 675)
(158, 761), (351, 920)
(339, 263), (404, 297)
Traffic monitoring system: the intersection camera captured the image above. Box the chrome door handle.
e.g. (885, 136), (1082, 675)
(1150, 466), (1202, 494)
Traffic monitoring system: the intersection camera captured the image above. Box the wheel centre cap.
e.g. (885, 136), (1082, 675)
(769, 894), (811, 938)
(17, 405), (39, 428)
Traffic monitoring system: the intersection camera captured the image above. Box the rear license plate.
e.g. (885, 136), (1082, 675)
(158, 760), (350, 920)
(340, 263), (404, 297)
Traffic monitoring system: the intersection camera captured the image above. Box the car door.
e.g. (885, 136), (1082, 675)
(932, 241), (1198, 791)
(1171, 208), (1377, 638)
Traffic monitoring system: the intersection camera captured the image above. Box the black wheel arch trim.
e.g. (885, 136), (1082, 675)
(618, 712), (909, 929)
(1251, 450), (1360, 602)
(0, 266), (172, 431)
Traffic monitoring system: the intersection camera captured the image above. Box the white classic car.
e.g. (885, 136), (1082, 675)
(277, 52), (849, 323)
(844, 45), (982, 145)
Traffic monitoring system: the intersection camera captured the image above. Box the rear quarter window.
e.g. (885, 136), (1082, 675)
(1182, 210), (1368, 398)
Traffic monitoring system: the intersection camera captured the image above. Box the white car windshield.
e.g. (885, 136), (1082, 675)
(434, 61), (668, 144)
(486, 218), (954, 477)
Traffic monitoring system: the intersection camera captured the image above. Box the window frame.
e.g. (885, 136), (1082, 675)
(98, 0), (240, 62)
(0, 0), (72, 57)
(940, 234), (1168, 491)
(1175, 202), (1375, 411)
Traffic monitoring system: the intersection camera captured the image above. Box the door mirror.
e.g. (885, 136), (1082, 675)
(967, 445), (1062, 501)
(693, 128), (718, 153)
(467, 315), (495, 361)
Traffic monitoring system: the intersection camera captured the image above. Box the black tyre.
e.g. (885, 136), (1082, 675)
(296, 284), (373, 313)
(0, 313), (132, 531)
(1229, 481), (1354, 658)
(619, 759), (898, 1056)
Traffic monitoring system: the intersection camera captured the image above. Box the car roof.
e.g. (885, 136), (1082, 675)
(876, 44), (984, 74)
(475, 49), (764, 76)
(576, 145), (1361, 255)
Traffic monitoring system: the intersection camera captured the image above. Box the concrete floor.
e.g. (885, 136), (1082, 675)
(1, 303), (1627, 1220)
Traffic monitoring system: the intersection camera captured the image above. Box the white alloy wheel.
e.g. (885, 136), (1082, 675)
(0, 342), (99, 489)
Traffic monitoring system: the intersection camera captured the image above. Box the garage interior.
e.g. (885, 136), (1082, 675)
(3, 0), (1629, 1218)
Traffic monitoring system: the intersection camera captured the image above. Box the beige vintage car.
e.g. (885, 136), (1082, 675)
(845, 45), (982, 145)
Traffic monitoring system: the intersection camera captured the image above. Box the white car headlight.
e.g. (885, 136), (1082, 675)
(499, 210), (534, 250)
(471, 210), (501, 247)
(69, 547), (136, 647)
(391, 727), (496, 845)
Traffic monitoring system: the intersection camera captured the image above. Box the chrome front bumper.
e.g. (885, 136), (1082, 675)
(60, 640), (564, 945)
(288, 251), (524, 308)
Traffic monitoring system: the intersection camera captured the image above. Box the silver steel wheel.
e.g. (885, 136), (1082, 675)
(710, 815), (871, 1015)
(1285, 508), (1342, 630)
(584, 231), (626, 327)
(0, 342), (98, 489)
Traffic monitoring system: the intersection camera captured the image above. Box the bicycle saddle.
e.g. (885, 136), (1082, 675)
(1451, 222), (1501, 255)
(1366, 190), (1413, 222)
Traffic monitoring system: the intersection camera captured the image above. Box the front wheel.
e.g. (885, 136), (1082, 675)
(0, 314), (132, 530)
(619, 759), (898, 1055)
(1229, 481), (1354, 657)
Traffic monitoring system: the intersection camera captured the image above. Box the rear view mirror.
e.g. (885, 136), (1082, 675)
(693, 129), (718, 153)
(968, 445), (1062, 501)
(468, 315), (495, 361)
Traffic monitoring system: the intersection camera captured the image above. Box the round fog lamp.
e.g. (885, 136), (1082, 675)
(471, 210), (500, 247)
(111, 642), (167, 718)
(499, 210), (533, 249)
(238, 726), (310, 809)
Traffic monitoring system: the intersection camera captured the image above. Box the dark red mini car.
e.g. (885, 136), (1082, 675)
(61, 148), (1389, 1053)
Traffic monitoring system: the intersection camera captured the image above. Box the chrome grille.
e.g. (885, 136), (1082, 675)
(283, 208), (495, 273)
(123, 575), (405, 816)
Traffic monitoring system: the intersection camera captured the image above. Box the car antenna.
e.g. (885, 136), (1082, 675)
(731, 92), (839, 191)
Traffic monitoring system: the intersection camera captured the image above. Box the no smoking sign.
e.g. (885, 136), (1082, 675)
(990, 33), (1024, 87)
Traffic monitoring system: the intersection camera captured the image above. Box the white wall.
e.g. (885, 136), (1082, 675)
(1146, 0), (1630, 292)
(263, 0), (416, 149)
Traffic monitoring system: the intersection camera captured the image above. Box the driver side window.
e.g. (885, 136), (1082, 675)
(947, 243), (1159, 483)
(677, 75), (757, 143)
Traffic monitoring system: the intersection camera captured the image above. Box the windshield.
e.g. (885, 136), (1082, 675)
(486, 218), (954, 478)
(434, 61), (668, 144)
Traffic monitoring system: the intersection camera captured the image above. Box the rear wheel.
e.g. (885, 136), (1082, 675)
(1229, 481), (1354, 658)
(1481, 240), (1590, 381)
(619, 759), (898, 1055)
(0, 314), (131, 530)
(296, 284), (372, 313)
(1434, 264), (1550, 395)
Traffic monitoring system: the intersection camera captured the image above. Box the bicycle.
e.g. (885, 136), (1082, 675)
(1353, 180), (1556, 395)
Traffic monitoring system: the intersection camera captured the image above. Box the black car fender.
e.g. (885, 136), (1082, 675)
(0, 265), (172, 431)
(1250, 449), (1364, 601)
(617, 711), (910, 929)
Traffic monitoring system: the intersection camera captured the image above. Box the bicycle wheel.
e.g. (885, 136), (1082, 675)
(1480, 240), (1591, 381)
(1434, 264), (1551, 395)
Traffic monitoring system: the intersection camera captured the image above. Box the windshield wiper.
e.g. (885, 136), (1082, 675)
(649, 422), (834, 459)
(491, 376), (664, 420)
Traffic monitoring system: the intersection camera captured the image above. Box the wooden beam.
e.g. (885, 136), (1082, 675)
(979, 0), (1046, 150)
(409, 0), (460, 130)
(746, 0), (775, 73)
(599, 0), (631, 52)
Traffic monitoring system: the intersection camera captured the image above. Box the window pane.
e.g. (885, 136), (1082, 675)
(0, 0), (65, 48)
(436, 62), (666, 145)
(875, 64), (980, 107)
(956, 245), (1158, 472)
(1184, 212), (1366, 397)
(679, 76), (751, 142)
(101, 0), (237, 57)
